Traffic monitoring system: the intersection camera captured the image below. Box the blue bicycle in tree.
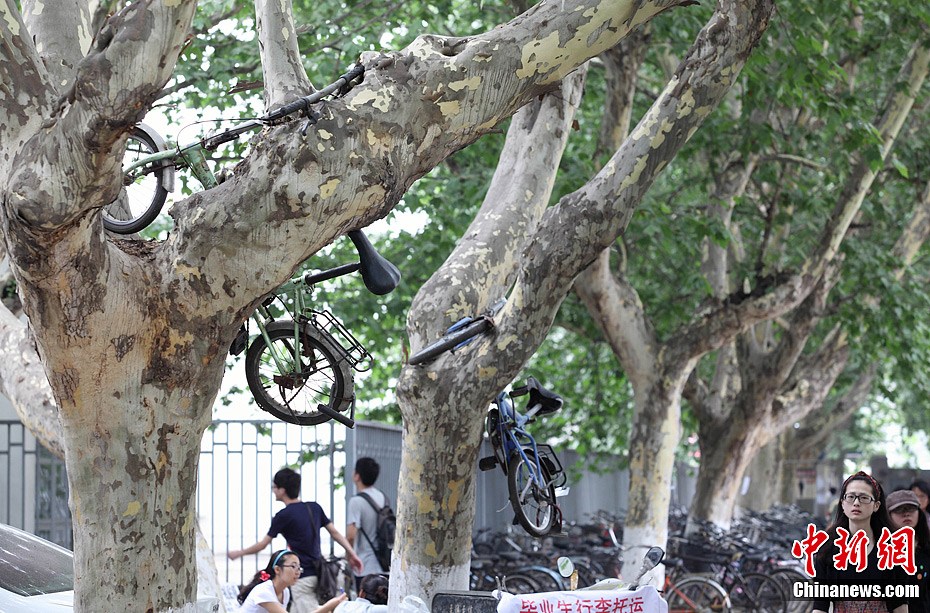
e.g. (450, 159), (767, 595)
(479, 377), (566, 537)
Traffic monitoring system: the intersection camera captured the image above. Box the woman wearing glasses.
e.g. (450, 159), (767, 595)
(813, 471), (908, 613)
(237, 549), (304, 612)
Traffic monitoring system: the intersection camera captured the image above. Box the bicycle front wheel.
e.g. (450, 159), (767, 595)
(507, 448), (557, 537)
(407, 319), (491, 365)
(244, 322), (353, 425)
(103, 125), (170, 234)
(666, 576), (732, 613)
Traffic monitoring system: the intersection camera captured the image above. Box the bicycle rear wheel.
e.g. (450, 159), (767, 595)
(103, 125), (170, 234)
(407, 318), (491, 365)
(734, 572), (787, 613)
(507, 448), (557, 537)
(666, 576), (732, 613)
(244, 321), (353, 425)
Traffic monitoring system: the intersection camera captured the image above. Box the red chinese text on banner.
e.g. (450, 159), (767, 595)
(877, 525), (916, 575)
(833, 527), (869, 572)
(791, 523), (829, 577)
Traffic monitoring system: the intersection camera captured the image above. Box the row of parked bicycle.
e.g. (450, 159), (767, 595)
(469, 505), (817, 612)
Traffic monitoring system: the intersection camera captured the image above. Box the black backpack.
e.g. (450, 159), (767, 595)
(357, 492), (396, 571)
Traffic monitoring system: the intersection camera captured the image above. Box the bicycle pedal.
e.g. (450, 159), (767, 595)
(478, 456), (498, 471)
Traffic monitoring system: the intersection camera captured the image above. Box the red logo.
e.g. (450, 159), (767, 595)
(791, 523), (917, 576)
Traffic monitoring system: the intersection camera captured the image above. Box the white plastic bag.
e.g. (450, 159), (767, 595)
(397, 595), (430, 612)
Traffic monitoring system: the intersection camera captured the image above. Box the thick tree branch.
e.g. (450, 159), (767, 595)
(0, 0), (55, 150)
(576, 258), (659, 388)
(499, 0), (774, 380)
(255, 0), (314, 109)
(6, 1), (197, 236)
(575, 32), (655, 388)
(406, 70), (588, 350)
(0, 304), (64, 458)
(789, 363), (877, 454)
(892, 180), (930, 273)
(21, 0), (91, 89)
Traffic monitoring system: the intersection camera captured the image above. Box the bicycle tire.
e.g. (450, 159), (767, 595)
(407, 318), (491, 365)
(503, 572), (541, 595)
(244, 321), (353, 425)
(771, 568), (812, 613)
(666, 576), (732, 613)
(735, 572), (788, 613)
(520, 566), (565, 591)
(507, 448), (557, 537)
(103, 125), (170, 234)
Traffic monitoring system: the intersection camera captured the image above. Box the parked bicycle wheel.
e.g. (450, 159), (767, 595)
(771, 568), (812, 613)
(503, 572), (541, 594)
(732, 572), (787, 613)
(103, 124), (171, 234)
(244, 321), (353, 425)
(666, 576), (732, 613)
(520, 566), (565, 591)
(507, 448), (557, 537)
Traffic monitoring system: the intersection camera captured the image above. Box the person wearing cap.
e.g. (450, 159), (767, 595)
(888, 489), (930, 613)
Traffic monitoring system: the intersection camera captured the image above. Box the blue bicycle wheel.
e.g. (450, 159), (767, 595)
(507, 448), (557, 537)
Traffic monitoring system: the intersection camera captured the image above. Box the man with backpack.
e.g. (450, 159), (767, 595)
(346, 457), (395, 590)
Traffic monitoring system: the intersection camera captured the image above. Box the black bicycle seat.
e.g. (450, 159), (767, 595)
(519, 376), (563, 416)
(347, 230), (401, 295)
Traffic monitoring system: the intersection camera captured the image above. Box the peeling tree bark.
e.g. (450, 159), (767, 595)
(395, 70), (588, 604)
(571, 0), (776, 577)
(1, 0), (707, 609)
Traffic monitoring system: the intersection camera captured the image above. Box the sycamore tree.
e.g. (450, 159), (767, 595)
(571, 0), (929, 532)
(394, 0), (776, 602)
(0, 0), (714, 609)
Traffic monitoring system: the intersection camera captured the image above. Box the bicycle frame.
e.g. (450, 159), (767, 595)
(493, 392), (553, 496)
(248, 267), (372, 379)
(122, 121), (259, 191)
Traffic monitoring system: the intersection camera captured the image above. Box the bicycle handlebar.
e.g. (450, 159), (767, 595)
(263, 64), (365, 122)
(197, 64), (365, 151)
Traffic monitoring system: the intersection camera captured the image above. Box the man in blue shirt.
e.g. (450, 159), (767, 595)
(229, 467), (363, 612)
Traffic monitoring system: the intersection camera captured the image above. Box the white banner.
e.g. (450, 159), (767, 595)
(496, 585), (668, 613)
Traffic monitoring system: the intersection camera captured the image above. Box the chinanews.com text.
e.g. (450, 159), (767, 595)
(793, 582), (920, 600)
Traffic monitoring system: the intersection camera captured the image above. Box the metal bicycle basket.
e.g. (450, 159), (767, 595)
(303, 308), (372, 373)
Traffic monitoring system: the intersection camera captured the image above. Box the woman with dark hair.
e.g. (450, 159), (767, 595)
(887, 489), (930, 613)
(813, 471), (908, 613)
(909, 480), (930, 526)
(313, 574), (389, 612)
(237, 549), (302, 612)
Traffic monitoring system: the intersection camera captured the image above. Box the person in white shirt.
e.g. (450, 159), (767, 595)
(313, 574), (389, 613)
(237, 549), (302, 612)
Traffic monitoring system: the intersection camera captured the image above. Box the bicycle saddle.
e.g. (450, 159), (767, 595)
(512, 376), (563, 416)
(347, 230), (401, 295)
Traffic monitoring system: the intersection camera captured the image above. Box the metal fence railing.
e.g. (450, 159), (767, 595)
(3, 419), (693, 585)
